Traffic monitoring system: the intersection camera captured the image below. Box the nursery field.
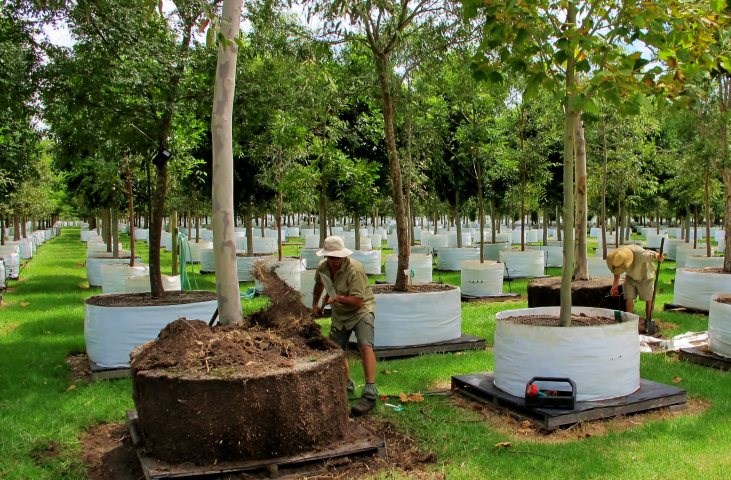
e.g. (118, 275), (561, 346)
(0, 227), (729, 479)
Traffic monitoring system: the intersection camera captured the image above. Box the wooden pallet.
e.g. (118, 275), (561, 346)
(371, 334), (486, 360)
(461, 293), (521, 303)
(89, 360), (130, 381)
(662, 303), (709, 315)
(126, 410), (384, 479)
(452, 372), (687, 431)
(679, 346), (731, 371)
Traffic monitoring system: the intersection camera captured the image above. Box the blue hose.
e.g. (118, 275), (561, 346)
(177, 232), (198, 291)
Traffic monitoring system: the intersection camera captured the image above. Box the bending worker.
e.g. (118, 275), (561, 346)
(312, 236), (378, 417)
(606, 245), (663, 324)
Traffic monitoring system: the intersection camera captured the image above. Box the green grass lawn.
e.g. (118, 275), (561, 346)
(0, 227), (729, 479)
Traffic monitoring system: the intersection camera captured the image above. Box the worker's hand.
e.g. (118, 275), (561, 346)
(311, 305), (322, 317)
(657, 253), (664, 262)
(326, 295), (338, 305)
(610, 285), (620, 297)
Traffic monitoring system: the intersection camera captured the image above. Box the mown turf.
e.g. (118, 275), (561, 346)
(0, 227), (729, 480)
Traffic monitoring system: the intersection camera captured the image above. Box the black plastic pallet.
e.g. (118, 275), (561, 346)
(452, 372), (687, 431)
(679, 346), (731, 371)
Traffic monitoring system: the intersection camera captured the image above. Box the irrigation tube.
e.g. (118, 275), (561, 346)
(177, 233), (198, 291)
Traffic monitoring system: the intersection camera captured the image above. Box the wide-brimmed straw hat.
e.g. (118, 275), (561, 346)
(606, 247), (633, 273)
(316, 236), (353, 258)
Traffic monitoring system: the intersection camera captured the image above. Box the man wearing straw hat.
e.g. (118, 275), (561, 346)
(606, 245), (664, 329)
(312, 235), (378, 417)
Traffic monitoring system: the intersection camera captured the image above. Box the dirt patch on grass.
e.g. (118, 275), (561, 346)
(81, 417), (441, 480)
(451, 393), (710, 443)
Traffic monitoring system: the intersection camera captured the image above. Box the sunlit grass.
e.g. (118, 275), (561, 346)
(1, 227), (729, 479)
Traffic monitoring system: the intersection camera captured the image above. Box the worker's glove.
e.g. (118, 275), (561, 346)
(362, 383), (379, 400)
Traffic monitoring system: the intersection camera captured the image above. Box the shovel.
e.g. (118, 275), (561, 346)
(646, 238), (665, 335)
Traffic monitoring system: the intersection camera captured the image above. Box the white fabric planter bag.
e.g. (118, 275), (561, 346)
(664, 239), (686, 261)
(527, 245), (563, 268)
(413, 228), (422, 241)
(134, 228), (149, 242)
(300, 248), (320, 270)
(410, 245), (432, 255)
(590, 227), (601, 238)
(596, 233), (616, 246)
(510, 230), (524, 244)
(385, 254), (433, 285)
(85, 297), (217, 368)
(494, 307), (640, 401)
(718, 241), (726, 254)
(87, 256), (142, 287)
(676, 244), (710, 268)
(252, 237), (277, 254)
(370, 234), (383, 248)
(100, 264), (150, 294)
(709, 294), (731, 358)
(187, 241), (213, 263)
(1, 252), (19, 279)
(479, 242), (511, 261)
(437, 248), (479, 271)
(358, 238), (373, 251)
(461, 232), (473, 247)
(200, 248), (215, 273)
(646, 233), (668, 249)
(87, 241), (108, 255)
(18, 239), (34, 259)
(374, 287), (462, 347)
(673, 269), (731, 311)
(446, 232), (459, 248)
(118, 224), (128, 234)
(299, 270), (316, 307)
(494, 232), (512, 244)
(587, 256), (614, 277)
(685, 255), (723, 269)
(714, 230), (725, 244)
(162, 232), (172, 251)
(237, 255), (274, 282)
(201, 228), (213, 241)
(0, 261), (5, 286)
(124, 274), (181, 293)
(595, 247), (616, 257)
(526, 230), (539, 243)
(273, 259), (306, 290)
(33, 231), (46, 245)
(264, 229), (286, 242)
(386, 233), (399, 249)
(425, 234), (448, 253)
(305, 234), (320, 249)
(350, 250), (382, 275)
(234, 231), (247, 251)
(460, 260), (503, 296)
(499, 250), (544, 278)
(330, 226), (344, 234)
(286, 227), (300, 238)
(80, 230), (91, 242)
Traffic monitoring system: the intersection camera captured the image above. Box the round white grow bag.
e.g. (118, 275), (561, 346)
(460, 260), (503, 296)
(84, 296), (218, 368)
(499, 250), (544, 278)
(664, 239), (686, 261)
(252, 237), (277, 254)
(0, 261), (5, 286)
(646, 233), (668, 249)
(586, 256), (614, 277)
(709, 294), (731, 358)
(305, 234), (320, 249)
(527, 245), (563, 268)
(0, 253), (19, 279)
(200, 248), (215, 273)
(424, 234), (448, 253)
(479, 242), (511, 261)
(233, 231), (247, 251)
(437, 247), (479, 271)
(299, 270), (316, 307)
(494, 307), (640, 401)
(133, 228), (149, 242)
(162, 232), (172, 251)
(124, 274), (181, 293)
(673, 268), (731, 311)
(237, 255), (273, 282)
(685, 255), (723, 269)
(676, 244), (710, 268)
(385, 254), (433, 285)
(370, 233), (383, 248)
(300, 248), (320, 270)
(86, 256), (142, 287)
(187, 240), (213, 263)
(286, 226), (300, 238)
(374, 287), (462, 347)
(271, 259), (306, 291)
(100, 263), (149, 294)
(526, 230), (539, 243)
(87, 241), (108, 255)
(350, 250), (382, 275)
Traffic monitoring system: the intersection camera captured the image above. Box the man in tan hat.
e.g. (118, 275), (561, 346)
(312, 235), (378, 416)
(606, 245), (663, 327)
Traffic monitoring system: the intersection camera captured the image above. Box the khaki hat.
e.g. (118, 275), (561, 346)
(316, 235), (353, 258)
(606, 247), (633, 273)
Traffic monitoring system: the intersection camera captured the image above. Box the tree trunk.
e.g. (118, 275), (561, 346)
(375, 52), (409, 290)
(559, 1), (578, 326)
(112, 208), (119, 258)
(246, 201), (254, 256)
(556, 205), (562, 241)
(277, 190), (283, 261)
(601, 122), (608, 260)
(211, 0), (244, 325)
(573, 116), (588, 280)
(13, 215), (20, 241)
(171, 210), (178, 276)
(126, 156), (136, 267)
(318, 190), (327, 247)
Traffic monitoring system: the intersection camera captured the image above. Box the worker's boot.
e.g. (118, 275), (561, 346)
(347, 378), (356, 396)
(350, 383), (378, 417)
